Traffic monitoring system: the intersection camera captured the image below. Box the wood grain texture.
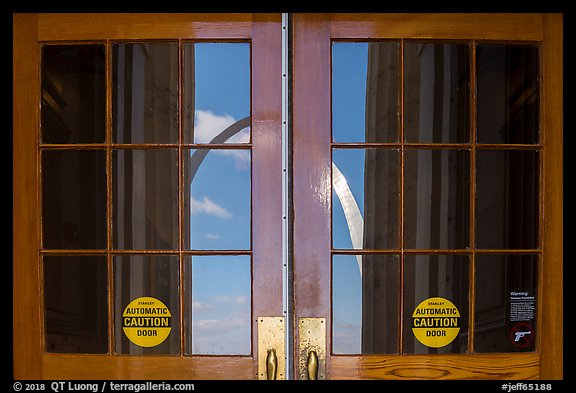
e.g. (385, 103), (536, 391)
(292, 14), (332, 377)
(251, 12), (284, 339)
(42, 355), (255, 380)
(13, 13), (42, 380)
(38, 13), (253, 41)
(539, 13), (563, 380)
(329, 13), (544, 40)
(329, 353), (540, 380)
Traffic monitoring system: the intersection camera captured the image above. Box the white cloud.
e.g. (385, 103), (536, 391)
(205, 232), (221, 240)
(215, 295), (248, 305)
(194, 110), (250, 144)
(194, 110), (251, 171)
(191, 196), (232, 219)
(193, 315), (249, 333)
(191, 301), (213, 311)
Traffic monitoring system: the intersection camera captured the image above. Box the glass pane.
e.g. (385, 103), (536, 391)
(403, 254), (469, 354)
(332, 254), (399, 354)
(113, 149), (178, 250)
(333, 148), (399, 249)
(41, 45), (106, 144)
(332, 42), (399, 142)
(183, 43), (250, 144)
(404, 43), (470, 143)
(404, 149), (470, 249)
(185, 255), (251, 355)
(114, 255), (180, 355)
(476, 150), (538, 249)
(477, 44), (539, 144)
(42, 150), (106, 249)
(474, 255), (537, 353)
(113, 43), (178, 144)
(184, 149), (251, 250)
(44, 256), (108, 353)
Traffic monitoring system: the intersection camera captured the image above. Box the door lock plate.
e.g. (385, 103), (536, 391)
(298, 317), (326, 380)
(258, 317), (285, 380)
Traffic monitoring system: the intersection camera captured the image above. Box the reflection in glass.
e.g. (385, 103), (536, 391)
(113, 149), (178, 250)
(186, 255), (251, 355)
(476, 150), (538, 249)
(42, 150), (106, 249)
(332, 254), (399, 354)
(474, 255), (537, 353)
(41, 45), (106, 144)
(184, 149), (251, 250)
(332, 42), (399, 142)
(112, 42), (178, 144)
(44, 256), (108, 353)
(477, 44), (539, 144)
(333, 148), (399, 250)
(183, 43), (251, 144)
(403, 254), (469, 354)
(404, 149), (470, 249)
(114, 255), (180, 354)
(404, 43), (470, 143)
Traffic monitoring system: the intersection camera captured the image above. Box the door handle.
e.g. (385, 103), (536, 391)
(266, 348), (278, 380)
(307, 350), (318, 380)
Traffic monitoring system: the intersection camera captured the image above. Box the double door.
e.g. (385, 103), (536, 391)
(13, 13), (563, 379)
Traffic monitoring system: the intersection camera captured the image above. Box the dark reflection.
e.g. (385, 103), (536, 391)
(113, 149), (178, 250)
(404, 149), (470, 249)
(477, 44), (539, 144)
(113, 43), (178, 144)
(332, 148), (399, 250)
(44, 256), (108, 353)
(332, 254), (399, 354)
(332, 42), (399, 143)
(41, 45), (106, 144)
(183, 43), (251, 144)
(474, 255), (537, 353)
(185, 255), (251, 355)
(114, 255), (180, 355)
(404, 43), (470, 143)
(403, 254), (469, 354)
(184, 149), (251, 250)
(42, 150), (106, 249)
(476, 150), (538, 249)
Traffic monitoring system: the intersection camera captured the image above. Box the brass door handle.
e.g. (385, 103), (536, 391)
(307, 350), (318, 380)
(266, 348), (278, 380)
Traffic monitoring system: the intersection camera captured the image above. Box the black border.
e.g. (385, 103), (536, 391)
(4, 1), (575, 390)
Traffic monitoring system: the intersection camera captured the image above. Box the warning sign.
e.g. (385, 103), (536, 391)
(122, 296), (172, 347)
(412, 297), (460, 348)
(509, 291), (535, 322)
(509, 322), (534, 348)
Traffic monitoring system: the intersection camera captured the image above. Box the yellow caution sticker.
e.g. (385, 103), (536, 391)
(412, 297), (460, 348)
(122, 296), (172, 347)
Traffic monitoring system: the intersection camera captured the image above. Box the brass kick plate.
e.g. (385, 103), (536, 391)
(258, 317), (285, 380)
(298, 317), (326, 380)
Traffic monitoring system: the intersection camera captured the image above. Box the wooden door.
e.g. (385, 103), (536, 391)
(292, 13), (563, 380)
(13, 13), (283, 379)
(14, 13), (563, 381)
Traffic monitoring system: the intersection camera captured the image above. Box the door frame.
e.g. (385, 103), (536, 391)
(291, 13), (563, 380)
(13, 13), (283, 379)
(13, 12), (563, 380)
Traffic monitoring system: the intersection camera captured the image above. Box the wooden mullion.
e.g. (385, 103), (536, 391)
(105, 39), (114, 355)
(468, 40), (477, 354)
(398, 39), (405, 355)
(177, 38), (185, 356)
